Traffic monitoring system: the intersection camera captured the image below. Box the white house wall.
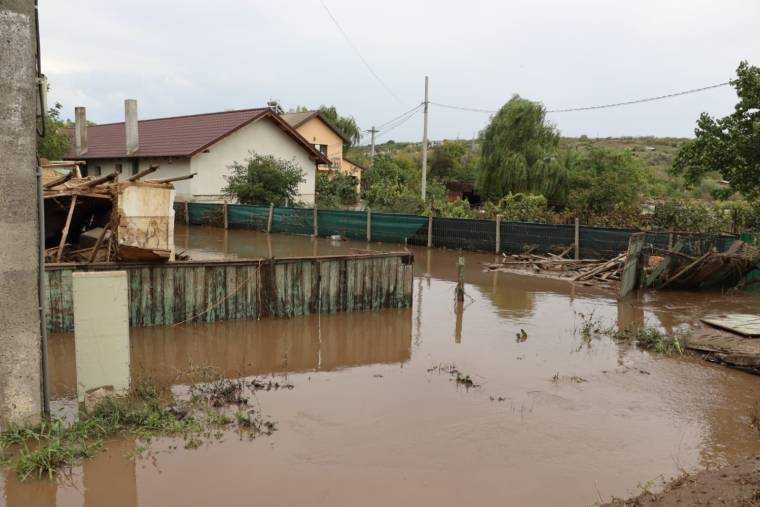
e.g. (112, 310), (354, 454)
(190, 118), (316, 205)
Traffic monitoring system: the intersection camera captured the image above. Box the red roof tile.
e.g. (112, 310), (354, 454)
(65, 108), (330, 164)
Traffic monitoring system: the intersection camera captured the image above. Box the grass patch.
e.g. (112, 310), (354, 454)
(612, 325), (686, 355)
(0, 375), (283, 482)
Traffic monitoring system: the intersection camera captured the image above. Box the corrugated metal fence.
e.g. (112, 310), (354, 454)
(45, 253), (414, 333)
(178, 202), (738, 258)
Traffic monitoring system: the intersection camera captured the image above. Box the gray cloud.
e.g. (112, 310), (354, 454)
(40, 0), (759, 141)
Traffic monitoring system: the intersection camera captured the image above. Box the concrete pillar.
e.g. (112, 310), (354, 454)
(125, 99), (138, 156)
(0, 0), (43, 427)
(74, 106), (87, 156)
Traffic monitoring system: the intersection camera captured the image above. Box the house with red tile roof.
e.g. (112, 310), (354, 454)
(66, 103), (330, 204)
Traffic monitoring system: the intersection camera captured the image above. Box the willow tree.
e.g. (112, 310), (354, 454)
(476, 95), (568, 206)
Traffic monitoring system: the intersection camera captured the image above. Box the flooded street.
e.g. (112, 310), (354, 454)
(4, 225), (760, 506)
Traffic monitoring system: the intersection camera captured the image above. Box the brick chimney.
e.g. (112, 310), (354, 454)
(125, 99), (139, 155)
(74, 106), (87, 156)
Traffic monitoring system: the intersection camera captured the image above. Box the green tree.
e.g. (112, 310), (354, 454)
(476, 95), (568, 206)
(223, 153), (304, 206)
(429, 140), (467, 181)
(38, 102), (71, 160)
(316, 172), (359, 209)
(318, 106), (361, 148)
(672, 61), (760, 198)
(566, 148), (645, 215)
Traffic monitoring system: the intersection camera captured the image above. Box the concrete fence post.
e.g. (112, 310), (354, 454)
(427, 215), (433, 248)
(223, 202), (229, 230)
(366, 208), (372, 242)
(184, 201), (190, 225)
(495, 214), (502, 254)
(574, 217), (580, 260)
(267, 203), (274, 233)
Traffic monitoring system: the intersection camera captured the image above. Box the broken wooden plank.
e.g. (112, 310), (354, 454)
(56, 195), (77, 263)
(618, 233), (645, 298)
(573, 253), (625, 281)
(88, 225), (110, 263)
(645, 239), (684, 288)
(659, 252), (712, 289)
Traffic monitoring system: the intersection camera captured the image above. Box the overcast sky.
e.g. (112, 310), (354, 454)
(40, 0), (758, 143)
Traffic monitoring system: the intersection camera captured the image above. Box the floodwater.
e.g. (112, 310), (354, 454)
(3, 225), (760, 506)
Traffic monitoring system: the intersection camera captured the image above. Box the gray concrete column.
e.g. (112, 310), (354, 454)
(0, 0), (43, 426)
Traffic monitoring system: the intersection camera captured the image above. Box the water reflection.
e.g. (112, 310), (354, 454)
(47, 309), (412, 399)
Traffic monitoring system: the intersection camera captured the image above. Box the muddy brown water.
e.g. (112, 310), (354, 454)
(3, 225), (760, 506)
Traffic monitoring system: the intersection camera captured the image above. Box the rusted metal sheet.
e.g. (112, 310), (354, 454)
(44, 253), (414, 333)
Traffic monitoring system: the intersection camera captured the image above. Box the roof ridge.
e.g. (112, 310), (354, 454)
(84, 107), (270, 127)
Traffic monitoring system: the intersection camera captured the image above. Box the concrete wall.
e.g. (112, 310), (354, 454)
(191, 117), (317, 205)
(0, 0), (42, 426)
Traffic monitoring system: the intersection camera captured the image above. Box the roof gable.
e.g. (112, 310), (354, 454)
(281, 110), (351, 144)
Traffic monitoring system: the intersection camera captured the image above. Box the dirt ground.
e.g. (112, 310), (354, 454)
(605, 454), (760, 506)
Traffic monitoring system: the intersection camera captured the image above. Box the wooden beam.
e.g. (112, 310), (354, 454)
(88, 226), (110, 263)
(42, 169), (74, 189)
(74, 171), (118, 189)
(126, 165), (158, 182)
(149, 172), (197, 184)
(56, 195), (78, 262)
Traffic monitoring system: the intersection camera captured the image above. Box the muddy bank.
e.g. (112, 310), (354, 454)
(605, 454), (760, 506)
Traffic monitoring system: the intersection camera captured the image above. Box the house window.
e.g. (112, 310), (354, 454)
(314, 144), (328, 155)
(131, 160), (139, 176)
(115, 163), (122, 174)
(95, 165), (102, 176)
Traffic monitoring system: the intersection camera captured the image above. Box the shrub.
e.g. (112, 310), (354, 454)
(223, 153), (304, 206)
(316, 172), (359, 209)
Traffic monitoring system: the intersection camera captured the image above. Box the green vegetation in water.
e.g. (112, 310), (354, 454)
(611, 325), (686, 356)
(0, 376), (282, 482)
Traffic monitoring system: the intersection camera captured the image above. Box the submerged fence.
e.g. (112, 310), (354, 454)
(176, 202), (739, 258)
(44, 253), (414, 333)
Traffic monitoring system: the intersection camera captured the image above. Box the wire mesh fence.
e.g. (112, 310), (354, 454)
(177, 202), (739, 258)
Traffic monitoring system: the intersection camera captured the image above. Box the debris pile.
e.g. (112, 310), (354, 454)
(484, 234), (759, 295)
(43, 162), (193, 263)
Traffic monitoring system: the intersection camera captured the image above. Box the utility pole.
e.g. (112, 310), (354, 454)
(0, 0), (44, 426)
(368, 126), (378, 166)
(421, 76), (429, 201)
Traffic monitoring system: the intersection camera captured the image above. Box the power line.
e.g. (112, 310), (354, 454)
(374, 103), (423, 131)
(430, 81), (732, 115)
(319, 0), (406, 106)
(376, 106), (422, 139)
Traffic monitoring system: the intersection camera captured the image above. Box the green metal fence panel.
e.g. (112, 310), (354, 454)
(433, 217), (496, 251)
(181, 202), (740, 257)
(228, 204), (269, 231)
(271, 207), (313, 235)
(318, 209), (368, 240)
(500, 222), (575, 254)
(188, 203), (224, 227)
(368, 212), (428, 244)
